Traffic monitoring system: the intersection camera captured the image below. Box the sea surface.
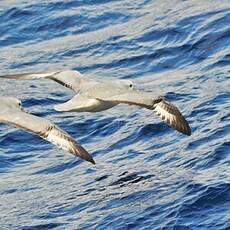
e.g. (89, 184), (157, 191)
(0, 0), (229, 229)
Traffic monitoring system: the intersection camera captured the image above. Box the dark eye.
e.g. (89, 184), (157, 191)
(129, 84), (133, 88)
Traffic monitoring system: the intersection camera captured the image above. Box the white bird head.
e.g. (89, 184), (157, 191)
(0, 96), (22, 109)
(113, 79), (134, 90)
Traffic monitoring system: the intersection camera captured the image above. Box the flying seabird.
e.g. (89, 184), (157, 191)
(0, 71), (191, 136)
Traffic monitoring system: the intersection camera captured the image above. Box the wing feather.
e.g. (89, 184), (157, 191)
(96, 91), (191, 135)
(0, 70), (83, 92)
(1, 108), (95, 164)
(152, 100), (191, 135)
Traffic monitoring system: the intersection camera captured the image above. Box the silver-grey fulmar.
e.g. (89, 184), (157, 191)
(0, 96), (95, 164)
(0, 71), (191, 136)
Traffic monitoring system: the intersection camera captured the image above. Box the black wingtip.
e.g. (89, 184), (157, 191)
(85, 154), (96, 165)
(89, 157), (96, 165)
(186, 128), (192, 136)
(75, 145), (96, 165)
(183, 128), (192, 136)
(180, 120), (192, 136)
(80, 153), (96, 165)
(175, 126), (191, 136)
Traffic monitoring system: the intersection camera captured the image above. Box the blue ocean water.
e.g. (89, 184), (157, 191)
(0, 0), (230, 229)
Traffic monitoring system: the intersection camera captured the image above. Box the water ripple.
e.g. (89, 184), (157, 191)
(0, 0), (229, 229)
